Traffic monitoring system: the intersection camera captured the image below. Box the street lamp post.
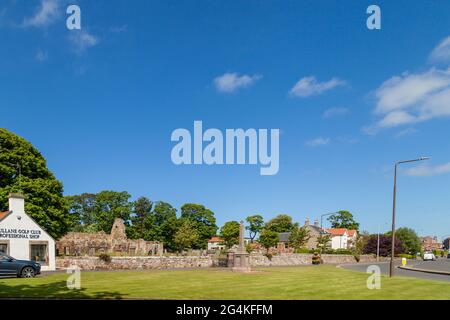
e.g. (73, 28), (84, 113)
(377, 222), (388, 262)
(320, 211), (339, 229)
(390, 157), (430, 277)
(377, 226), (380, 262)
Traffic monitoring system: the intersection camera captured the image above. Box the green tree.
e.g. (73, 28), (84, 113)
(0, 128), (70, 239)
(246, 215), (264, 242)
(265, 214), (297, 233)
(387, 228), (421, 255)
(174, 219), (200, 251)
(289, 227), (311, 249)
(327, 210), (360, 231)
(220, 221), (240, 248)
(92, 190), (133, 233)
(151, 201), (178, 250)
(128, 196), (153, 239)
(316, 234), (332, 252)
(354, 231), (370, 255)
(180, 203), (217, 249)
(258, 229), (279, 250)
(66, 193), (97, 232)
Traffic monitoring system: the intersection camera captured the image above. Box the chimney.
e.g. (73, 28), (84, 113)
(305, 217), (310, 226)
(8, 193), (25, 213)
(314, 218), (319, 227)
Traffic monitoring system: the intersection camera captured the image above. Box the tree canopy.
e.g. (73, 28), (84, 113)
(316, 234), (332, 251)
(289, 227), (310, 249)
(258, 229), (279, 250)
(246, 215), (264, 242)
(148, 201), (178, 250)
(387, 228), (421, 255)
(327, 210), (360, 231)
(180, 203), (217, 249)
(174, 219), (199, 251)
(265, 214), (297, 233)
(363, 235), (405, 256)
(67, 190), (133, 233)
(220, 221), (240, 248)
(0, 128), (70, 239)
(130, 196), (153, 238)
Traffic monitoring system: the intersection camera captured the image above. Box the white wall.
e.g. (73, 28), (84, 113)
(0, 197), (55, 271)
(330, 234), (348, 250)
(208, 242), (225, 251)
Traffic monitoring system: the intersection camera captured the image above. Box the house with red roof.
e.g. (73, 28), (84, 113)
(207, 236), (225, 251)
(324, 228), (358, 250)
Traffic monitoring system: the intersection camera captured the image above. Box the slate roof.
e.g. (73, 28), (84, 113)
(278, 232), (291, 242)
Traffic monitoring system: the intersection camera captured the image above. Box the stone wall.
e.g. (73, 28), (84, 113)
(249, 253), (383, 267)
(56, 256), (214, 270)
(56, 253), (389, 270)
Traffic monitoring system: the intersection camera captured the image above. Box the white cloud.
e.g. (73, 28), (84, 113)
(367, 68), (450, 132)
(290, 76), (346, 97)
(323, 107), (349, 118)
(394, 128), (417, 139)
(404, 162), (450, 177)
(305, 137), (330, 147)
(23, 0), (60, 28)
(374, 69), (450, 115)
(69, 30), (99, 53)
(35, 49), (48, 62)
(213, 72), (261, 93)
(429, 36), (450, 64)
(377, 110), (419, 127)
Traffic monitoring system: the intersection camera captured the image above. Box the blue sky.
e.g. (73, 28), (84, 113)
(1, 0), (450, 238)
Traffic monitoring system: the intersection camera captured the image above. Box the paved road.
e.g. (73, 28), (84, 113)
(341, 259), (450, 282)
(407, 259), (450, 273)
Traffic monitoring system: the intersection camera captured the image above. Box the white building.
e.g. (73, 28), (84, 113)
(0, 194), (56, 271)
(207, 236), (225, 251)
(325, 228), (358, 250)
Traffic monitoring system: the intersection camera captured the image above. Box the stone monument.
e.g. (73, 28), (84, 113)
(231, 220), (251, 272)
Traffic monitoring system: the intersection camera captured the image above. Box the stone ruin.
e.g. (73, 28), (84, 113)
(56, 218), (163, 256)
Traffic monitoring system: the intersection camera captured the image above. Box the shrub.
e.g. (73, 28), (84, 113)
(334, 249), (353, 255)
(433, 250), (445, 257)
(265, 253), (273, 260)
(98, 253), (111, 263)
(398, 253), (414, 259)
(294, 248), (311, 254)
(363, 235), (405, 256)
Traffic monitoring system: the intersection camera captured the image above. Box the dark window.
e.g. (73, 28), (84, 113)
(30, 243), (48, 265)
(0, 243), (8, 254)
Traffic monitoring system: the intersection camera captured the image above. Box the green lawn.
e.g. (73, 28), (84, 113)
(0, 266), (449, 300)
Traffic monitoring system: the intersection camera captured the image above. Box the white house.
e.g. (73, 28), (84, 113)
(0, 194), (56, 271)
(207, 236), (225, 251)
(325, 228), (357, 250)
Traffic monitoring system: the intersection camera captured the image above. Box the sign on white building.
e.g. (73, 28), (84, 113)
(0, 194), (56, 271)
